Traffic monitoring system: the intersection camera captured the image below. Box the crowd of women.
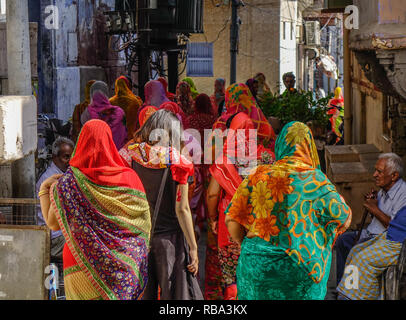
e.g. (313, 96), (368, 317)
(38, 73), (352, 300)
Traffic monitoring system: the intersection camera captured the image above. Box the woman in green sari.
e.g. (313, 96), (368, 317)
(225, 121), (352, 300)
(182, 77), (199, 100)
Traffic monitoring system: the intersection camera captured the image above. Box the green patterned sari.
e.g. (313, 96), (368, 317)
(226, 122), (352, 300)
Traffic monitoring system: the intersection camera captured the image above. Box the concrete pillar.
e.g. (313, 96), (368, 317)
(6, 0), (36, 218)
(6, 0), (32, 95)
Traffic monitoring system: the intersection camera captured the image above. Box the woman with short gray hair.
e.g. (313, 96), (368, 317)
(119, 109), (203, 300)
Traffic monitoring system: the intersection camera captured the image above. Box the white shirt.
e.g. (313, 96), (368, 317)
(367, 179), (406, 235)
(36, 161), (64, 239)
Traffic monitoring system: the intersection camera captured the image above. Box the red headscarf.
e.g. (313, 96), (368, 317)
(194, 93), (213, 114)
(70, 119), (144, 190)
(157, 77), (175, 101)
(138, 106), (158, 128)
(225, 83), (275, 146)
(159, 101), (189, 128)
(186, 94), (217, 144)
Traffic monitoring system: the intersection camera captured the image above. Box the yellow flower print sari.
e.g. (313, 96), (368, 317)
(225, 121), (352, 300)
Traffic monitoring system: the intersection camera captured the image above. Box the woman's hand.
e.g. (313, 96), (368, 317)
(187, 248), (199, 277)
(40, 174), (63, 191)
(211, 220), (218, 235)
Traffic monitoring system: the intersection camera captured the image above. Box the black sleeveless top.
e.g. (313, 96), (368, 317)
(132, 161), (182, 235)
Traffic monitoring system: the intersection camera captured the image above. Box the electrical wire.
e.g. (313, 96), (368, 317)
(211, 18), (231, 43)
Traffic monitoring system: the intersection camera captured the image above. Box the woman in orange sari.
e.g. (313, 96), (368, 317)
(110, 76), (143, 140)
(38, 120), (151, 300)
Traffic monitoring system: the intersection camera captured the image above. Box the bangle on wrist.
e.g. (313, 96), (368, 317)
(38, 189), (50, 198)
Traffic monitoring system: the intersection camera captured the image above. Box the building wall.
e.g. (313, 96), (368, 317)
(349, 0), (406, 162)
(181, 0), (283, 95)
(350, 52), (392, 153)
(0, 23), (38, 95)
(36, 0), (125, 121)
(279, 0), (297, 94)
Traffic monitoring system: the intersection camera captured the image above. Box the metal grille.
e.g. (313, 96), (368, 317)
(0, 198), (38, 226)
(187, 42), (213, 77)
(0, 199), (65, 300)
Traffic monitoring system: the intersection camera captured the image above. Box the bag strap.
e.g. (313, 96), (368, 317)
(150, 167), (170, 237)
(131, 160), (170, 238)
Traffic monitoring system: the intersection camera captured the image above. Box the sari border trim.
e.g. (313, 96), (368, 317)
(51, 182), (117, 300)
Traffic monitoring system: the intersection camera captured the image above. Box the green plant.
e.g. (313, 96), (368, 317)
(259, 90), (332, 129)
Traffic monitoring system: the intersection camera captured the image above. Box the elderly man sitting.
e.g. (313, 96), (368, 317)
(337, 204), (406, 300)
(335, 153), (406, 299)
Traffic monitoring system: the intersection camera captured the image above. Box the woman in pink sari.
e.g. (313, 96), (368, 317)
(81, 81), (127, 150)
(143, 80), (170, 108)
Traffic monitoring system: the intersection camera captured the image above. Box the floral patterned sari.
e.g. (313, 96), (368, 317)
(225, 121), (352, 300)
(51, 120), (151, 300)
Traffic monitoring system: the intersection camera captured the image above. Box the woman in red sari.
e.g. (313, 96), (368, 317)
(187, 94), (217, 139)
(175, 81), (195, 116)
(138, 106), (158, 128)
(207, 112), (275, 300)
(38, 120), (151, 300)
(210, 78), (226, 116)
(186, 94), (217, 240)
(205, 83), (276, 166)
(158, 77), (175, 101)
(160, 101), (189, 129)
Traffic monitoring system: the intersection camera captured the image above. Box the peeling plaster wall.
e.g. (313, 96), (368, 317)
(378, 0), (406, 25)
(38, 0), (125, 120)
(350, 0), (406, 160)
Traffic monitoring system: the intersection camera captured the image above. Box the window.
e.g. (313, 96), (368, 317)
(0, 0), (5, 14)
(291, 22), (294, 40)
(283, 22), (286, 40)
(0, 0), (6, 21)
(186, 42), (213, 77)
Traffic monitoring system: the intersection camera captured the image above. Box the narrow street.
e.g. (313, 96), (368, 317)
(1, 0), (406, 304)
